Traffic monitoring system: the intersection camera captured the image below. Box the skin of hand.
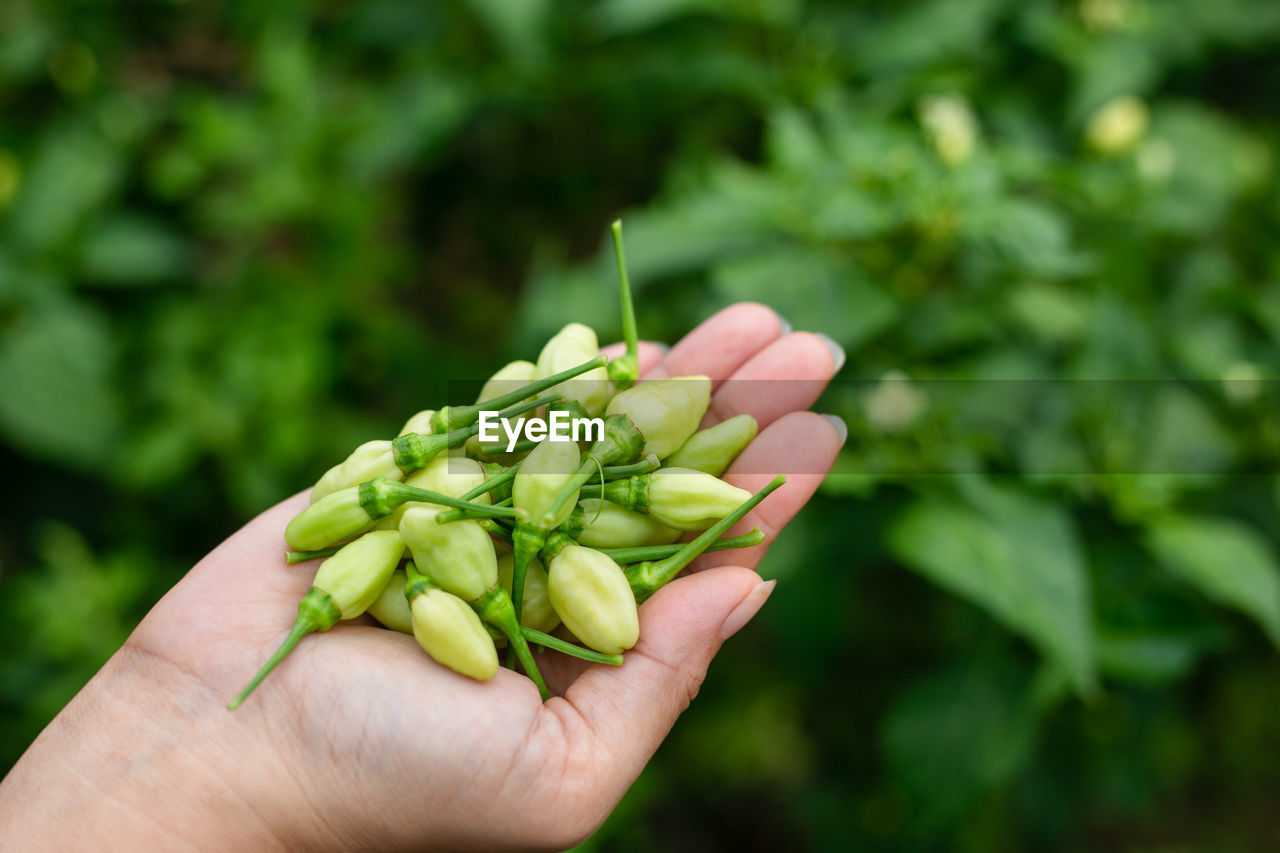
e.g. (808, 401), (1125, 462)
(0, 303), (844, 852)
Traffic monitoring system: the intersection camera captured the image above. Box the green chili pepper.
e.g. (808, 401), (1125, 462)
(604, 376), (711, 460)
(544, 543), (639, 656)
(606, 220), (640, 390)
(229, 530), (405, 709)
(393, 392), (558, 474)
(285, 478), (515, 552)
(626, 475), (785, 602)
(368, 568), (414, 634)
(597, 527), (764, 563)
(476, 360), (537, 405)
(405, 564), (499, 682)
(309, 439), (403, 504)
(398, 409), (436, 437)
(534, 323), (614, 415)
(510, 438), (581, 625)
(568, 498), (682, 548)
(584, 467), (753, 531)
(400, 505), (549, 699)
(497, 553), (560, 634)
(430, 354), (607, 434)
(664, 414), (758, 476)
(379, 454), (491, 529)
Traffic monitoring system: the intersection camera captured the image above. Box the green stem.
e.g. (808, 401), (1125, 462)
(607, 220), (639, 389)
(460, 462), (521, 502)
(540, 415), (645, 528)
(521, 628), (624, 666)
(284, 545), (341, 564)
(602, 454), (660, 480)
(475, 586), (549, 701)
(598, 527), (764, 564)
(361, 478), (519, 519)
(432, 355), (607, 433)
(434, 496), (512, 524)
(626, 475), (785, 602)
(394, 393), (560, 473)
(228, 588), (341, 710)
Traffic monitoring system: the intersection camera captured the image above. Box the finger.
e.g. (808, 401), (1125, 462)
(702, 332), (842, 430)
(599, 340), (668, 377)
(645, 302), (786, 384)
(692, 411), (844, 573)
(550, 566), (772, 798)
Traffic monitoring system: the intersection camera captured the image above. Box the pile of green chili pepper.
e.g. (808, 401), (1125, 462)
(229, 222), (787, 708)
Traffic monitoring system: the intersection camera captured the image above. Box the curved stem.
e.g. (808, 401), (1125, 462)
(521, 628), (623, 666)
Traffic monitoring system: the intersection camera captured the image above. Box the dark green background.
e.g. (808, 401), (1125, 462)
(3, 1), (1280, 849)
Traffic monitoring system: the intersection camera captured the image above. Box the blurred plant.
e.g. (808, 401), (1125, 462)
(3, 0), (1280, 848)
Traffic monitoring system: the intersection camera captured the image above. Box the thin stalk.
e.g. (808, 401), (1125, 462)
(598, 528), (764, 564)
(607, 220), (639, 389)
(284, 545), (341, 564)
(521, 628), (624, 666)
(459, 462), (522, 502)
(433, 355), (607, 433)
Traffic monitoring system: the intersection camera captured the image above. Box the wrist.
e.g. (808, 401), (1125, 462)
(0, 641), (326, 851)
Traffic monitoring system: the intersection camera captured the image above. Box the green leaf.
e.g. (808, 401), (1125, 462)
(79, 216), (189, 286)
(0, 304), (122, 468)
(1145, 516), (1280, 647)
(888, 481), (1097, 694)
(881, 656), (1041, 833)
(9, 127), (122, 250)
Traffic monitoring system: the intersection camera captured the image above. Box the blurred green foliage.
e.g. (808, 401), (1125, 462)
(3, 0), (1280, 848)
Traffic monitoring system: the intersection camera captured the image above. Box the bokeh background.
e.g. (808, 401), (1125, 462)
(3, 0), (1280, 849)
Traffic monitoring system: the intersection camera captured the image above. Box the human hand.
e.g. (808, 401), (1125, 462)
(0, 303), (845, 851)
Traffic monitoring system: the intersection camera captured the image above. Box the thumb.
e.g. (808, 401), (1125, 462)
(558, 565), (775, 793)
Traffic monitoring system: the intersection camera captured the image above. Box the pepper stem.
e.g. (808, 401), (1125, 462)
(607, 220), (639, 389)
(432, 355), (608, 434)
(521, 628), (624, 666)
(360, 478), (519, 520)
(626, 475), (785, 602)
(284, 545), (341, 564)
(539, 415), (644, 528)
(475, 586), (550, 701)
(602, 454), (660, 481)
(228, 587), (341, 710)
(598, 527), (764, 564)
(459, 462), (521, 502)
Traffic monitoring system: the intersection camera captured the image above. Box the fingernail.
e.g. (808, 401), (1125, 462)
(721, 579), (776, 640)
(815, 333), (846, 373)
(651, 342), (671, 354)
(774, 311), (793, 336)
(819, 413), (848, 447)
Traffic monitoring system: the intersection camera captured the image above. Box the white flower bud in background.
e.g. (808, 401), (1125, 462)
(863, 371), (927, 434)
(1086, 95), (1149, 155)
(919, 95), (978, 165)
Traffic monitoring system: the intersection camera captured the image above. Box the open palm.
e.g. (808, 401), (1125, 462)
(33, 304), (845, 851)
